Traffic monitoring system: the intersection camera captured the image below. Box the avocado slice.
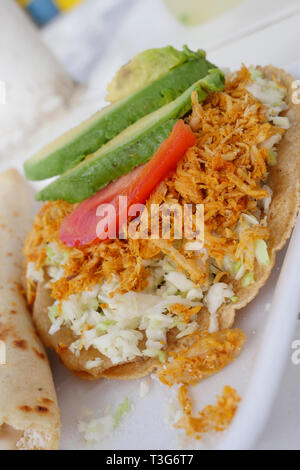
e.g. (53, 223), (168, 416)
(36, 69), (224, 203)
(106, 45), (196, 103)
(24, 48), (215, 181)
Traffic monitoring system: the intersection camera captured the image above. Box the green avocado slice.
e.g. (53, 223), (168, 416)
(36, 69), (225, 203)
(24, 48), (215, 181)
(106, 45), (198, 102)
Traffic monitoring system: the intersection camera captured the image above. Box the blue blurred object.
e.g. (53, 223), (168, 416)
(26, 0), (59, 26)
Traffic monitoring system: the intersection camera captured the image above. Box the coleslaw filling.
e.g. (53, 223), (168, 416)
(44, 252), (206, 364)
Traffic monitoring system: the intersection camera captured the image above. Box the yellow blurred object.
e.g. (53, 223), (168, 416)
(163, 0), (242, 26)
(55, 0), (84, 11)
(17, 0), (30, 7)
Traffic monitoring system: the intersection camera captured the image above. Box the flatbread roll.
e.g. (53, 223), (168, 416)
(0, 169), (60, 450)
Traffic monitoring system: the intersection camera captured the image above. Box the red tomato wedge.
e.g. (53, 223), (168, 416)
(60, 120), (196, 246)
(59, 165), (146, 247)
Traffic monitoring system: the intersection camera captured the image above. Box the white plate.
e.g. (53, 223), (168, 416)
(2, 0), (300, 448)
(46, 218), (299, 450)
(3, 67), (300, 454)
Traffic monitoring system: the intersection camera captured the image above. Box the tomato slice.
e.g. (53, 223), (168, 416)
(59, 165), (146, 247)
(60, 120), (196, 246)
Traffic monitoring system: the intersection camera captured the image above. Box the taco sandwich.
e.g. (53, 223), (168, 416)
(23, 47), (300, 384)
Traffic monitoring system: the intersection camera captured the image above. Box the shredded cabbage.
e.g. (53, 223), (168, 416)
(247, 72), (288, 112)
(235, 263), (246, 281)
(48, 304), (59, 323)
(272, 116), (290, 129)
(241, 213), (259, 227)
(247, 71), (289, 134)
(242, 272), (254, 287)
(45, 254), (207, 365)
(249, 68), (263, 81)
(85, 358), (103, 370)
(158, 350), (167, 363)
(26, 262), (44, 282)
(254, 239), (270, 266)
(184, 240), (204, 251)
(268, 149), (277, 166)
(165, 271), (195, 292)
(205, 283), (234, 332)
(114, 397), (130, 428)
(45, 242), (69, 282)
(263, 133), (282, 150)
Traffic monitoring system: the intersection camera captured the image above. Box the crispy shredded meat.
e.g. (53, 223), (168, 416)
(175, 385), (240, 438)
(168, 303), (202, 324)
(24, 201), (151, 302)
(157, 328), (246, 387)
(162, 66), (282, 268)
(178, 384), (192, 415)
(24, 66), (282, 303)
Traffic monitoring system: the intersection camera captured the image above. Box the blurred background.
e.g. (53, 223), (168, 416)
(1, 0), (300, 449)
(3, 0), (300, 166)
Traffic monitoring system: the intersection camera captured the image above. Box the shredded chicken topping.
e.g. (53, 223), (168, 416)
(175, 385), (240, 439)
(24, 201), (151, 302)
(165, 66), (280, 267)
(157, 328), (246, 386)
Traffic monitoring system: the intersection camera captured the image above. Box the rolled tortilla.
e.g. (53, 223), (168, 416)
(0, 169), (60, 450)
